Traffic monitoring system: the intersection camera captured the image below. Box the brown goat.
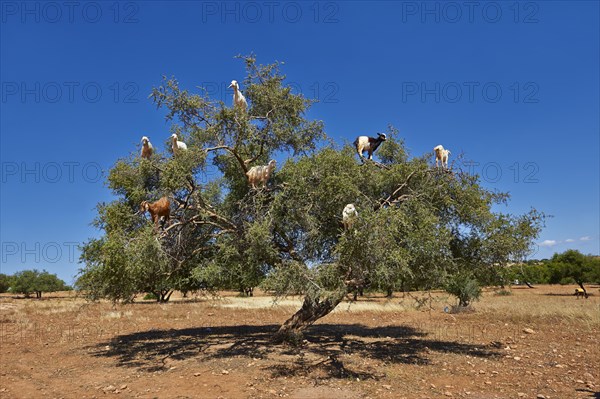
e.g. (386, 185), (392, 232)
(140, 197), (171, 231)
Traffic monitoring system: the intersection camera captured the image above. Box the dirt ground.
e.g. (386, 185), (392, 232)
(1, 285), (598, 399)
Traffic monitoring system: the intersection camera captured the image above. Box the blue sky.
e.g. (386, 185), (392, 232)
(1, 1), (598, 284)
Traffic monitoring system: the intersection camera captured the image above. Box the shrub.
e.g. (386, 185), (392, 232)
(445, 272), (482, 307)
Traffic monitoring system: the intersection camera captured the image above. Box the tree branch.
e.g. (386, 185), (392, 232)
(204, 145), (249, 174)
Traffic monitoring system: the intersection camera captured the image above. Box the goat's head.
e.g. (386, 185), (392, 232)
(344, 204), (357, 214)
(268, 159), (277, 170)
(139, 201), (150, 213)
(377, 133), (387, 141)
(228, 80), (239, 89)
(141, 136), (150, 145)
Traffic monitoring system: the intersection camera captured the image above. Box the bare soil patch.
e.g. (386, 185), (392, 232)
(1, 285), (598, 398)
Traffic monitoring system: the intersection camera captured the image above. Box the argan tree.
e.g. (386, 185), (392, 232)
(10, 269), (69, 298)
(77, 55), (544, 342)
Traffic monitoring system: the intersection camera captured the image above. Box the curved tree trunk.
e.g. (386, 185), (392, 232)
(273, 293), (344, 344)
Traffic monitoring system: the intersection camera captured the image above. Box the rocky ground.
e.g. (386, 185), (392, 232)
(1, 285), (598, 399)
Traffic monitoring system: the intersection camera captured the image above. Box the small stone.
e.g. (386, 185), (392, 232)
(517, 393), (527, 398)
(523, 328), (535, 334)
(536, 395), (546, 399)
(221, 369), (229, 375)
(444, 391), (453, 397)
(119, 385), (127, 390)
(514, 357), (522, 361)
(382, 385), (392, 390)
(102, 385), (116, 392)
(194, 373), (201, 377)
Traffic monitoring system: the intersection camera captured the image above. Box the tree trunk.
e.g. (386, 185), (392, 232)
(524, 281), (535, 288)
(272, 293), (344, 344)
(160, 290), (173, 302)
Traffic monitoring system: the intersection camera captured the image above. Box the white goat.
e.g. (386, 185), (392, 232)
(171, 133), (188, 154)
(342, 204), (358, 230)
(246, 160), (276, 189)
(433, 145), (450, 169)
(354, 133), (387, 160)
(140, 136), (153, 159)
(229, 80), (248, 111)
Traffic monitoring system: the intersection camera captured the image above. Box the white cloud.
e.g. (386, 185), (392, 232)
(539, 240), (558, 247)
(580, 236), (591, 241)
(565, 238), (575, 243)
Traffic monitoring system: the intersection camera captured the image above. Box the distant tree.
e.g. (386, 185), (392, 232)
(507, 262), (550, 286)
(77, 55), (545, 343)
(10, 270), (69, 298)
(0, 273), (12, 293)
(547, 250), (600, 297)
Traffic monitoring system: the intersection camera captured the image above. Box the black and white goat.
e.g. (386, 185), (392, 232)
(354, 133), (387, 160)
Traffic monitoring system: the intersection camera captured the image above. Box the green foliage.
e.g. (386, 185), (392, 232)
(143, 292), (158, 301)
(0, 273), (12, 293)
(9, 269), (69, 298)
(506, 251), (600, 286)
(548, 250), (600, 286)
(77, 55), (544, 337)
(445, 272), (482, 307)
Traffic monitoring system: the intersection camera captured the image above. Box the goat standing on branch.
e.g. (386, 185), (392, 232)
(171, 133), (188, 155)
(354, 133), (387, 160)
(342, 204), (358, 230)
(140, 136), (153, 159)
(246, 160), (276, 189)
(434, 144), (451, 169)
(229, 80), (248, 111)
(140, 197), (171, 231)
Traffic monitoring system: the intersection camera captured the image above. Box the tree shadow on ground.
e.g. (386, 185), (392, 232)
(576, 389), (600, 399)
(87, 323), (500, 378)
(544, 293), (594, 297)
